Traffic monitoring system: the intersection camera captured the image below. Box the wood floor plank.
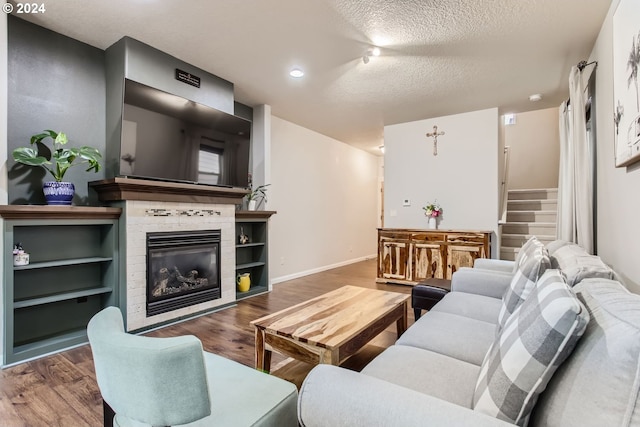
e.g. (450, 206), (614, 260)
(0, 259), (413, 426)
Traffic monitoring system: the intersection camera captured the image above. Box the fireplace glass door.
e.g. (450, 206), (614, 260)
(146, 230), (221, 316)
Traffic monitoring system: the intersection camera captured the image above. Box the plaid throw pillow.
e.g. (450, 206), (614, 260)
(512, 236), (540, 274)
(498, 242), (550, 328)
(473, 269), (590, 426)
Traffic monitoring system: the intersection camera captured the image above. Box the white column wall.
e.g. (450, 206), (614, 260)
(589, 0), (640, 291)
(269, 116), (379, 283)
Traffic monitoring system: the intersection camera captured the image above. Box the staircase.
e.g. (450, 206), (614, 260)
(500, 188), (558, 261)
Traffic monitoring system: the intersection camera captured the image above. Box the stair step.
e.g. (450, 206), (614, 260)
(501, 233), (556, 248)
(507, 200), (557, 211)
(500, 247), (518, 261)
(506, 210), (557, 222)
(508, 188), (558, 201)
(501, 222), (556, 235)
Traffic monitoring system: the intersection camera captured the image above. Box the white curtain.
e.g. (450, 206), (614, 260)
(556, 66), (593, 253)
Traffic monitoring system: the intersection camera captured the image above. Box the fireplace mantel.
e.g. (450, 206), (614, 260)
(90, 177), (249, 205)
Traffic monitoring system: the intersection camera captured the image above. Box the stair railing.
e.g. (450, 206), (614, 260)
(499, 146), (510, 225)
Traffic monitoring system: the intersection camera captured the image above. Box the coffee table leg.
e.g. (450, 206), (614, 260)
(254, 327), (272, 373)
(396, 301), (408, 337)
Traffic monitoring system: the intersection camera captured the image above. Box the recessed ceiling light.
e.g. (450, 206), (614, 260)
(289, 68), (304, 78)
(529, 93), (542, 102)
(371, 47), (381, 57)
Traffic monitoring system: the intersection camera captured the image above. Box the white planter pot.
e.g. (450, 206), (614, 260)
(428, 216), (437, 229)
(248, 200), (257, 211)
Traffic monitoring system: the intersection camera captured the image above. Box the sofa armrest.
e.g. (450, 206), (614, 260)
(474, 258), (515, 273)
(451, 267), (512, 299)
(298, 365), (513, 427)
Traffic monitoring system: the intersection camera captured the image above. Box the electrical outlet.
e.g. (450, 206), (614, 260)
(403, 199), (411, 207)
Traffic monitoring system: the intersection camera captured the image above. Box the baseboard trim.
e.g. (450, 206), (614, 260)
(271, 254), (376, 285)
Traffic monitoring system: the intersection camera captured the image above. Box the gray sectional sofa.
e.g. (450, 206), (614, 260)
(298, 240), (640, 427)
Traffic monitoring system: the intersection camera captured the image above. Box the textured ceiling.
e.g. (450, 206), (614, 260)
(14, 0), (612, 155)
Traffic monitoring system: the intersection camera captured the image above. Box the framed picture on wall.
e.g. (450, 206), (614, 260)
(613, 0), (640, 167)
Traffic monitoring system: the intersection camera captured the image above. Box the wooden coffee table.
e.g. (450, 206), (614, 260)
(250, 285), (409, 372)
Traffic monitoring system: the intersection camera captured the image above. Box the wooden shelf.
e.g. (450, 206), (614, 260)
(0, 205), (122, 220)
(236, 242), (265, 248)
(237, 261), (266, 269)
(90, 177), (249, 204)
(3, 216), (119, 365)
(14, 257), (113, 271)
(13, 328), (87, 357)
(235, 216), (271, 300)
(14, 287), (113, 309)
(236, 285), (269, 300)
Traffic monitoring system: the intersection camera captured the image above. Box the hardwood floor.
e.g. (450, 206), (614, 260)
(0, 259), (414, 426)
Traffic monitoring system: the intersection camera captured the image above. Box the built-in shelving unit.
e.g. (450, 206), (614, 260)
(0, 206), (122, 365)
(235, 211), (276, 300)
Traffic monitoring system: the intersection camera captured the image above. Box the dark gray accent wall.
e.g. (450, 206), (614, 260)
(7, 16), (106, 205)
(234, 102), (254, 122)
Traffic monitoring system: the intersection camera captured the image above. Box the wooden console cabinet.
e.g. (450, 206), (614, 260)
(377, 228), (491, 285)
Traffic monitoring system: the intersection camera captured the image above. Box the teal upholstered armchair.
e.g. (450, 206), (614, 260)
(88, 307), (298, 427)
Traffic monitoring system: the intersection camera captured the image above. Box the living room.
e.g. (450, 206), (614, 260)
(1, 0), (639, 425)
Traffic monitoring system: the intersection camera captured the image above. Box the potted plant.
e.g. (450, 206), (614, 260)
(246, 184), (270, 210)
(422, 200), (442, 229)
(12, 130), (102, 205)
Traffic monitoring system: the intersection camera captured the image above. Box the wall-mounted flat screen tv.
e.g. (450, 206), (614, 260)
(119, 79), (251, 188)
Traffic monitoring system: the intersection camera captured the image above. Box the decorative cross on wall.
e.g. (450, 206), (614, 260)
(426, 125), (445, 156)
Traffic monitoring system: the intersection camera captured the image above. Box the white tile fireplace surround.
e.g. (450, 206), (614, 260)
(124, 200), (236, 331)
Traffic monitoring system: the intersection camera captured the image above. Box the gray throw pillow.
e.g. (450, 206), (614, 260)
(473, 269), (590, 426)
(498, 243), (550, 328)
(512, 236), (541, 274)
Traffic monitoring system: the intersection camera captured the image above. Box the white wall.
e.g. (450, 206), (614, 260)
(589, 0), (640, 291)
(269, 116), (379, 283)
(384, 108), (500, 257)
(0, 11), (8, 365)
(502, 107), (560, 190)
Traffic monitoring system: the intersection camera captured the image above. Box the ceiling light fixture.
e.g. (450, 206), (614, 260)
(289, 68), (304, 78)
(529, 93), (542, 102)
(363, 46), (381, 64)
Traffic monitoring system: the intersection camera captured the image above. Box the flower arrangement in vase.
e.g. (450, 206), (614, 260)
(423, 201), (442, 229)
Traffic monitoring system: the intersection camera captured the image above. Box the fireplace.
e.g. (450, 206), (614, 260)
(146, 230), (221, 316)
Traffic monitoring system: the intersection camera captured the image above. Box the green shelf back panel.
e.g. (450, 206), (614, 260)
(236, 245), (266, 265)
(14, 294), (104, 347)
(12, 223), (114, 263)
(4, 217), (119, 365)
(235, 222), (266, 246)
(13, 263), (106, 301)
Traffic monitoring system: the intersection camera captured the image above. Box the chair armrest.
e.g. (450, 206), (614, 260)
(451, 267), (512, 299)
(298, 365), (513, 427)
(474, 258), (515, 273)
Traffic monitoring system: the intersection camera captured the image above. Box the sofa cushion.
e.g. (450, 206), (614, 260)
(497, 243), (551, 328)
(473, 269), (589, 426)
(362, 345), (481, 408)
(549, 243), (613, 286)
(544, 239), (572, 255)
(396, 311), (496, 366)
(530, 278), (640, 427)
(431, 292), (502, 324)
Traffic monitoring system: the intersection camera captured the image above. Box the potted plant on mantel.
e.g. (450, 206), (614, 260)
(12, 130), (102, 206)
(246, 184), (270, 211)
